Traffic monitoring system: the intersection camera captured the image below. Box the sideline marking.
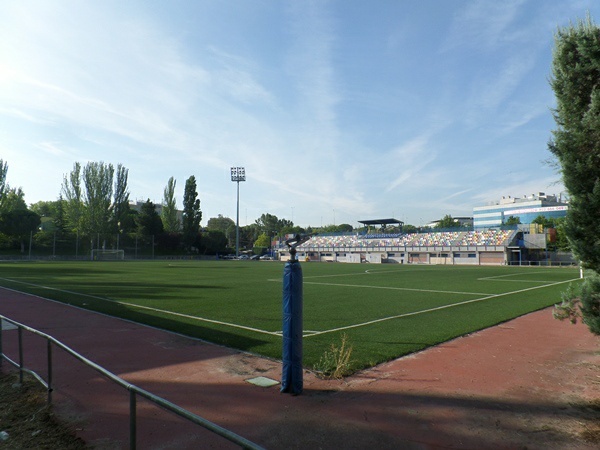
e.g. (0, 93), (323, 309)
(303, 277), (581, 338)
(0, 278), (280, 337)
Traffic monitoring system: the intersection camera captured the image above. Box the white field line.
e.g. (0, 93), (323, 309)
(112, 302), (281, 337)
(302, 277), (581, 338)
(477, 271), (562, 282)
(273, 330), (321, 336)
(300, 267), (446, 280)
(0, 278), (280, 337)
(303, 281), (490, 296)
(478, 279), (563, 283)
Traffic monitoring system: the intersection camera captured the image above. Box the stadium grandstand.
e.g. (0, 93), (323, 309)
(279, 228), (517, 265)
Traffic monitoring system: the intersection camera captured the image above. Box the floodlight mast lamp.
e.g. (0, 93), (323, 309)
(231, 167), (246, 257)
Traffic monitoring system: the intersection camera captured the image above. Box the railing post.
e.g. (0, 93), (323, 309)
(130, 390), (137, 450)
(47, 340), (53, 404)
(18, 326), (24, 384)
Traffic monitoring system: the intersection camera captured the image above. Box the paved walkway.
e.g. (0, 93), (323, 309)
(1, 287), (599, 449)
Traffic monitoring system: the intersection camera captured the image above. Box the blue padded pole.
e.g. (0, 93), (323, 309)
(281, 257), (303, 395)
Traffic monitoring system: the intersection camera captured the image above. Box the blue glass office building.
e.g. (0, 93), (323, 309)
(473, 193), (568, 228)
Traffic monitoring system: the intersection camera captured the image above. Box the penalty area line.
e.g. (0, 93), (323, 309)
(304, 281), (490, 296)
(477, 271), (566, 282)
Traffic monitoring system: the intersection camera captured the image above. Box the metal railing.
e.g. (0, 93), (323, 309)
(0, 315), (264, 450)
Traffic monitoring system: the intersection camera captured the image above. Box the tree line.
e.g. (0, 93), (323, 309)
(0, 160), (209, 256)
(0, 160), (354, 256)
(0, 159), (572, 258)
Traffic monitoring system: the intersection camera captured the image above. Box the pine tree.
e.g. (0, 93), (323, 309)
(549, 15), (600, 334)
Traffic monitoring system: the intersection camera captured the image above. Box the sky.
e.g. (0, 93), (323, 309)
(1, 0), (599, 229)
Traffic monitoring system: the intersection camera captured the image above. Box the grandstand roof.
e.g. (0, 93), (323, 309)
(358, 218), (404, 226)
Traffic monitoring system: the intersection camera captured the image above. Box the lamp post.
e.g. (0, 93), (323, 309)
(231, 167), (246, 257)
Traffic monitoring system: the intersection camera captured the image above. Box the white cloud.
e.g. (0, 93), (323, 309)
(443, 0), (527, 52)
(385, 134), (438, 192)
(207, 46), (276, 106)
(36, 142), (68, 157)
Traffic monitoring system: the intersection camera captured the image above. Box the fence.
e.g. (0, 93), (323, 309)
(0, 315), (264, 450)
(0, 231), (165, 260)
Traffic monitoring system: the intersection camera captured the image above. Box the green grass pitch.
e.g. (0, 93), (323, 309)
(0, 260), (581, 372)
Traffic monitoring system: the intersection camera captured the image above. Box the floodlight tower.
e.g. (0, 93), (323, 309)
(231, 167), (246, 257)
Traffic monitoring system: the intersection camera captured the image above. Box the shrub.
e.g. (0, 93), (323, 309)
(554, 271), (600, 335)
(314, 333), (354, 379)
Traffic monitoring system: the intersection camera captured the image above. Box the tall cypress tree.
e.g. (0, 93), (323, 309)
(549, 15), (600, 334)
(182, 175), (202, 250)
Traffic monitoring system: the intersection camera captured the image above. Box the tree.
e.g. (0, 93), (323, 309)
(532, 215), (555, 229)
(0, 159), (8, 210)
(255, 213), (295, 236)
(30, 200), (61, 232)
(62, 161), (133, 245)
(30, 201), (57, 218)
(548, 15), (600, 334)
(280, 225), (306, 236)
(0, 187), (26, 213)
(207, 215), (235, 233)
(112, 164), (130, 234)
(182, 175), (202, 250)
(136, 199), (164, 236)
(161, 177), (180, 232)
(403, 224), (418, 234)
(320, 224), (341, 233)
(0, 188), (40, 252)
(255, 213), (280, 235)
(200, 230), (228, 254)
(0, 209), (40, 252)
(240, 223), (259, 250)
(61, 162), (84, 233)
(530, 215), (567, 252)
(337, 223), (353, 233)
(254, 233), (270, 248)
(82, 161), (114, 237)
(553, 217), (571, 252)
(435, 215), (461, 229)
(207, 215), (235, 247)
(54, 196), (67, 234)
(505, 216), (521, 226)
